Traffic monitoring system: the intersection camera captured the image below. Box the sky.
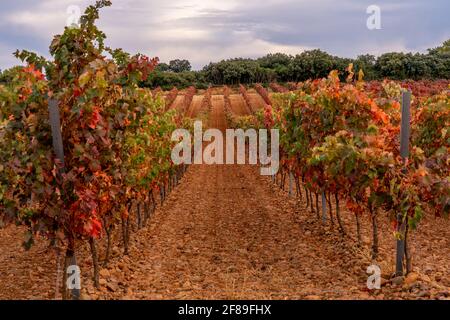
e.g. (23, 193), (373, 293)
(0, 0), (449, 71)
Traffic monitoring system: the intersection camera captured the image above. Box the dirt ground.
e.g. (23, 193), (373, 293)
(170, 95), (185, 112)
(186, 95), (204, 118)
(247, 92), (266, 111)
(229, 94), (249, 116)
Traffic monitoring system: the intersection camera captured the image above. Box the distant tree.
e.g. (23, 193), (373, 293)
(375, 52), (433, 80)
(140, 39), (450, 88)
(375, 52), (409, 79)
(407, 53), (431, 79)
(258, 53), (292, 68)
(427, 39), (450, 79)
(428, 39), (450, 55)
(354, 54), (377, 80)
(155, 62), (170, 72)
(258, 53), (292, 82)
(289, 49), (335, 81)
(142, 70), (208, 90)
(169, 59), (191, 73)
(0, 66), (24, 84)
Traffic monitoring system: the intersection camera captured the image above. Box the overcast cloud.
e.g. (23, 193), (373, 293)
(0, 0), (449, 70)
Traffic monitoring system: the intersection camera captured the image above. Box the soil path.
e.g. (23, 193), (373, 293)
(187, 95), (204, 118)
(170, 95), (185, 112)
(229, 94), (248, 116)
(247, 93), (266, 111)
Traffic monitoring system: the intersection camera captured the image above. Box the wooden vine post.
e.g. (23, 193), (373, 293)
(48, 99), (80, 300)
(321, 191), (327, 223)
(395, 91), (411, 276)
(288, 171), (294, 196)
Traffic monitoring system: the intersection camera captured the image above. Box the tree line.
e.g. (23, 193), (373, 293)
(142, 40), (450, 89)
(2, 40), (449, 90)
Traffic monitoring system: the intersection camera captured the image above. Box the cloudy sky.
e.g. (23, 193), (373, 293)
(0, 0), (449, 70)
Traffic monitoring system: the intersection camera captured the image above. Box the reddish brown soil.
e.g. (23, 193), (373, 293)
(247, 93), (266, 110)
(186, 95), (204, 118)
(0, 226), (58, 299)
(275, 175), (450, 282)
(92, 164), (372, 300)
(170, 95), (185, 112)
(210, 95), (227, 131)
(229, 94), (249, 116)
(210, 87), (227, 95)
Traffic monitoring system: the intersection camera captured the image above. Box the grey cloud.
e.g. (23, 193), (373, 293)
(0, 0), (449, 71)
(168, 0), (450, 58)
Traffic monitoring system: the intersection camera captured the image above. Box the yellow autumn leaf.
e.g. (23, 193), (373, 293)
(78, 71), (91, 88)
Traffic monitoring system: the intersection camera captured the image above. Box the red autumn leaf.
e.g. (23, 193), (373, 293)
(85, 218), (102, 238)
(88, 107), (101, 129)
